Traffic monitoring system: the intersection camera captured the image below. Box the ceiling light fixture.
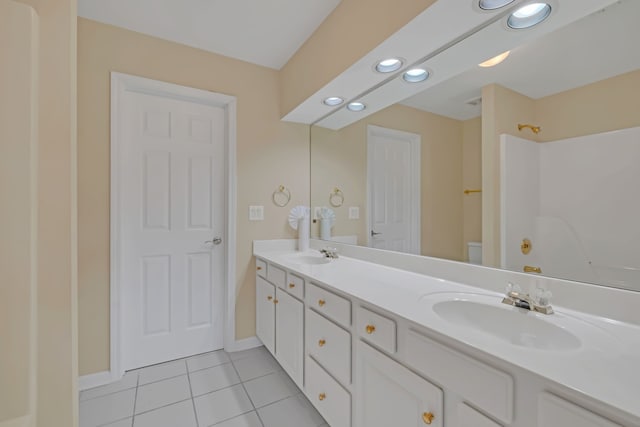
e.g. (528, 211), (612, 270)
(375, 58), (403, 73)
(347, 102), (366, 112)
(507, 3), (551, 29)
(323, 96), (344, 106)
(478, 0), (515, 10)
(402, 68), (430, 83)
(478, 51), (511, 67)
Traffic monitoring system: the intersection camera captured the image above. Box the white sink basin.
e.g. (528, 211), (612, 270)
(284, 254), (331, 265)
(426, 293), (582, 351)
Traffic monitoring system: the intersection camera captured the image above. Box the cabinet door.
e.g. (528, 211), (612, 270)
(275, 288), (304, 388)
(256, 276), (275, 355)
(356, 341), (443, 427)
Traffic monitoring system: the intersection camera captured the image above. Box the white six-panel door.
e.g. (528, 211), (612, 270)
(119, 90), (226, 370)
(367, 125), (421, 254)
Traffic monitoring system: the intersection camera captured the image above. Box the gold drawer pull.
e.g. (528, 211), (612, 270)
(267, 296), (273, 301)
(318, 393), (326, 401)
(422, 412), (434, 424)
(289, 283), (296, 289)
(274, 299), (279, 304)
(318, 299), (326, 307)
(523, 265), (542, 273)
(366, 325), (376, 334)
(257, 266), (263, 271)
(318, 339), (326, 347)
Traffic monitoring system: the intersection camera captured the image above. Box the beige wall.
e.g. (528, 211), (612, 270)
(536, 69), (640, 142)
(481, 70), (640, 268)
(462, 117), (482, 259)
(0, 2), (38, 423)
(311, 104), (465, 261)
(279, 0), (435, 117)
(77, 18), (309, 375)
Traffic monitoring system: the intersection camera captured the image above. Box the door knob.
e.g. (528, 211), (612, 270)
(205, 237), (223, 245)
(371, 230), (382, 237)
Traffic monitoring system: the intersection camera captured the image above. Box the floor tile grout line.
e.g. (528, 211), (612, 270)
(185, 359), (201, 427)
(228, 354), (266, 427)
(130, 372), (140, 427)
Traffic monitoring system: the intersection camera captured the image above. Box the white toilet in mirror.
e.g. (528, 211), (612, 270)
(467, 241), (482, 264)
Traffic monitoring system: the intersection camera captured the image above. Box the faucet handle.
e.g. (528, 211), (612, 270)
(533, 288), (553, 306)
(506, 282), (522, 295)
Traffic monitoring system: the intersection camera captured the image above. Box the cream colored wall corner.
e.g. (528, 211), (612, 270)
(12, 0), (80, 426)
(311, 104), (464, 261)
(279, 0), (436, 118)
(0, 2), (38, 424)
(77, 18), (310, 375)
(462, 117), (482, 260)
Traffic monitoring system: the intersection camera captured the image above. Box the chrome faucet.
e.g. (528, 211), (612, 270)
(501, 283), (554, 315)
(319, 247), (339, 259)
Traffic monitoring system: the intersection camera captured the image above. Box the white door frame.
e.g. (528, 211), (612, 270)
(110, 72), (237, 381)
(366, 125), (421, 254)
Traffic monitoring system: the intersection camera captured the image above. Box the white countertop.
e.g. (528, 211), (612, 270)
(254, 246), (640, 422)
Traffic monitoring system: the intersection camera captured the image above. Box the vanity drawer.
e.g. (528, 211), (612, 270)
(306, 308), (351, 385)
(406, 330), (514, 424)
(306, 356), (351, 427)
(266, 263), (286, 288)
(356, 306), (396, 354)
(286, 272), (305, 300)
(307, 283), (351, 327)
(256, 258), (267, 278)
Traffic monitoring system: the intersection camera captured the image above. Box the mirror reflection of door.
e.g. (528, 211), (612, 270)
(367, 125), (421, 254)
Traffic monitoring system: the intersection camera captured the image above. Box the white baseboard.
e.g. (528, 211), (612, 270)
(225, 336), (262, 353)
(0, 415), (31, 427)
(78, 370), (117, 391)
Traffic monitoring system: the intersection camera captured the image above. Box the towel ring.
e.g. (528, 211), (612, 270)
(272, 185), (291, 207)
(329, 188), (344, 207)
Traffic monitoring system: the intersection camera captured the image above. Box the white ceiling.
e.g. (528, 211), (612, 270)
(402, 0), (640, 120)
(77, 0), (342, 70)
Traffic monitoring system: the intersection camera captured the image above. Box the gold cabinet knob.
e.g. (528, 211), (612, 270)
(366, 325), (376, 335)
(318, 299), (326, 307)
(318, 339), (326, 347)
(318, 393), (326, 401)
(267, 296), (273, 301)
(422, 412), (434, 424)
(257, 266), (262, 271)
(273, 299), (279, 304)
(289, 283), (296, 289)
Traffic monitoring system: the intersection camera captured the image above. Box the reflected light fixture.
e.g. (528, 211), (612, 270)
(479, 0), (515, 10)
(402, 68), (430, 83)
(347, 102), (366, 112)
(375, 58), (403, 73)
(478, 51), (511, 67)
(508, 3), (551, 29)
(323, 96), (344, 106)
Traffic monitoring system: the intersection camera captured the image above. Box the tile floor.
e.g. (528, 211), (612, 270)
(80, 346), (328, 427)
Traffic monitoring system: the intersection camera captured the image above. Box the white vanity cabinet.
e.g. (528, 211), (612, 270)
(253, 254), (639, 427)
(255, 265), (304, 388)
(356, 341), (443, 427)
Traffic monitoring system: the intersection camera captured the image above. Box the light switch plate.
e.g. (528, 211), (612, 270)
(249, 205), (264, 221)
(348, 207), (360, 219)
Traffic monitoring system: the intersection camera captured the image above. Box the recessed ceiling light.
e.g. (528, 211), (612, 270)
(347, 102), (366, 112)
(478, 0), (515, 10)
(402, 68), (430, 83)
(508, 3), (551, 29)
(323, 96), (344, 106)
(478, 51), (511, 67)
(375, 58), (403, 73)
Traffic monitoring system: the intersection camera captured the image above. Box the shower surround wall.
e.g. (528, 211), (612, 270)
(501, 126), (640, 290)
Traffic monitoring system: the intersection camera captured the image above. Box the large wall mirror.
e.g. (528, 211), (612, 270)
(310, 0), (640, 292)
